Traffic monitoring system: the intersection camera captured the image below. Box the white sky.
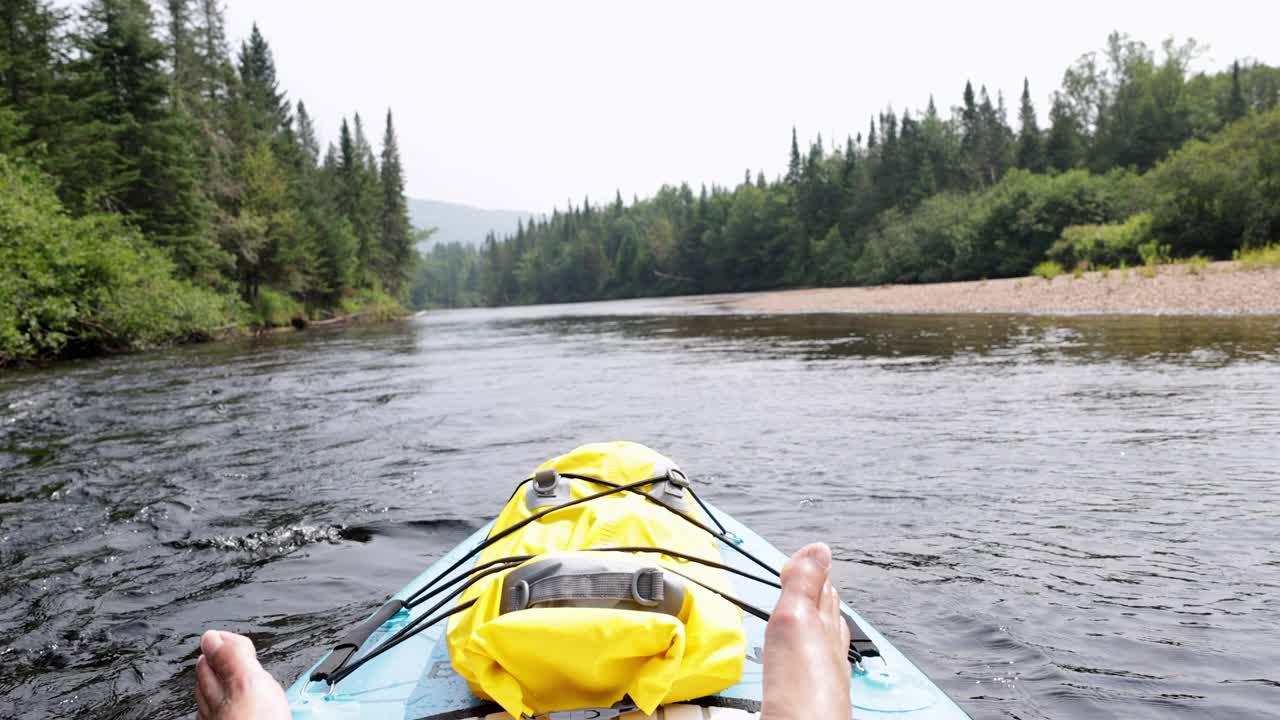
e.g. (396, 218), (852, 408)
(223, 0), (1278, 213)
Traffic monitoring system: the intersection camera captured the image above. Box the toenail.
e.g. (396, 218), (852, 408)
(201, 630), (225, 655)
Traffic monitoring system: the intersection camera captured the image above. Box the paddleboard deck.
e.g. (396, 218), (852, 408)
(286, 501), (972, 719)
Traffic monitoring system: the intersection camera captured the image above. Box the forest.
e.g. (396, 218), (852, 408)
(1, 0), (416, 363)
(412, 34), (1280, 308)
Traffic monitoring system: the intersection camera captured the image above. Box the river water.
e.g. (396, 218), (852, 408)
(2, 299), (1278, 719)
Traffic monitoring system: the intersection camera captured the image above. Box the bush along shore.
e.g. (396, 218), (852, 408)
(1, 2), (420, 366)
(413, 34), (1279, 310)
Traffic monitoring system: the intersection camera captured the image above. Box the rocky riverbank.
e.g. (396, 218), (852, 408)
(715, 262), (1280, 316)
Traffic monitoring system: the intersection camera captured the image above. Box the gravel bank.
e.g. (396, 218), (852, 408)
(714, 262), (1280, 316)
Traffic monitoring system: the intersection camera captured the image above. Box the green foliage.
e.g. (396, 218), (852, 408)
(852, 193), (977, 284)
(0, 155), (239, 363)
(1032, 261), (1064, 280)
(437, 33), (1278, 310)
(0, 3), (412, 360)
(411, 241), (483, 308)
(1180, 255), (1210, 275)
(1137, 239), (1171, 266)
(1049, 211), (1155, 269)
(974, 169), (1131, 277)
(1233, 244), (1280, 270)
(337, 287), (402, 320)
(1144, 106), (1280, 258)
(251, 288), (303, 327)
(1015, 78), (1044, 172)
(1045, 94), (1084, 172)
(378, 110), (416, 298)
(6, 12), (1276, 348)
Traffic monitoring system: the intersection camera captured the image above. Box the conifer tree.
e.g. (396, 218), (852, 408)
(296, 100), (319, 167)
(787, 126), (801, 183)
(960, 81), (979, 155)
(1045, 93), (1082, 171)
(337, 115), (383, 284)
(843, 136), (858, 187)
(163, 0), (198, 110)
(378, 109), (414, 297)
(237, 23), (289, 135)
(0, 0), (66, 153)
(194, 0), (233, 107)
(353, 112), (378, 172)
(73, 0), (218, 279)
(1016, 78), (1044, 171)
(1226, 60), (1247, 123)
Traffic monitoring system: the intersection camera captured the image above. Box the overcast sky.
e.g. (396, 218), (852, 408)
(222, 0), (1277, 213)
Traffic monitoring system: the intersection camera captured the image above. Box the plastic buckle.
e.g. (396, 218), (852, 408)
(630, 567), (662, 607)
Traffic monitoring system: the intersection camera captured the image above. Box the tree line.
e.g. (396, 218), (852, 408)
(413, 33), (1279, 308)
(2, 0), (416, 363)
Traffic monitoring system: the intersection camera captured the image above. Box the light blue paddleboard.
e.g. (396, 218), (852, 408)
(286, 501), (972, 720)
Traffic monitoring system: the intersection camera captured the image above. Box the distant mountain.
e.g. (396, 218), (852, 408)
(408, 197), (539, 248)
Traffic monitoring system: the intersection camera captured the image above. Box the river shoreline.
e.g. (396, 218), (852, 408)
(0, 309), (421, 369)
(708, 261), (1280, 316)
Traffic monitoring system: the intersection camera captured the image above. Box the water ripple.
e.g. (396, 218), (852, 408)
(1, 305), (1278, 718)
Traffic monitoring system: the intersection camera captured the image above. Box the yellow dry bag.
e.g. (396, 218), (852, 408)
(445, 442), (746, 718)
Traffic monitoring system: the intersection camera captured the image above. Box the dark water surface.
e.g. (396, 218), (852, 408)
(3, 300), (1279, 719)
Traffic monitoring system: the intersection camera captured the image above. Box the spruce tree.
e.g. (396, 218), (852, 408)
(1226, 60), (1247, 123)
(72, 0), (218, 280)
(162, 0), (198, 110)
(296, 100), (319, 167)
(843, 136), (858, 188)
(976, 86), (1011, 186)
(237, 23), (289, 135)
(787, 126), (801, 183)
(337, 115), (382, 284)
(1015, 78), (1044, 171)
(378, 109), (414, 297)
(1045, 93), (1082, 172)
(0, 0), (66, 152)
(194, 0), (233, 107)
(960, 81), (979, 153)
(353, 112), (378, 173)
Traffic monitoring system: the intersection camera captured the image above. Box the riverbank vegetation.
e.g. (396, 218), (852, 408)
(1, 0), (417, 364)
(414, 34), (1278, 308)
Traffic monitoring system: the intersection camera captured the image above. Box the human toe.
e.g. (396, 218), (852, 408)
(778, 543), (832, 611)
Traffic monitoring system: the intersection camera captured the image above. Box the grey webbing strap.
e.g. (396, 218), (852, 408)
(499, 556), (686, 616)
(516, 568), (663, 609)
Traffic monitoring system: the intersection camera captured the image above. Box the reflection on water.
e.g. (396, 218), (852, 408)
(2, 301), (1278, 719)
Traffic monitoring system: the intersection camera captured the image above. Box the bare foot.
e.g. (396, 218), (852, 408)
(194, 630), (291, 720)
(762, 543), (853, 720)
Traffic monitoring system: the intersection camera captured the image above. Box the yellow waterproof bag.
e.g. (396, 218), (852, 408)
(446, 442), (746, 718)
